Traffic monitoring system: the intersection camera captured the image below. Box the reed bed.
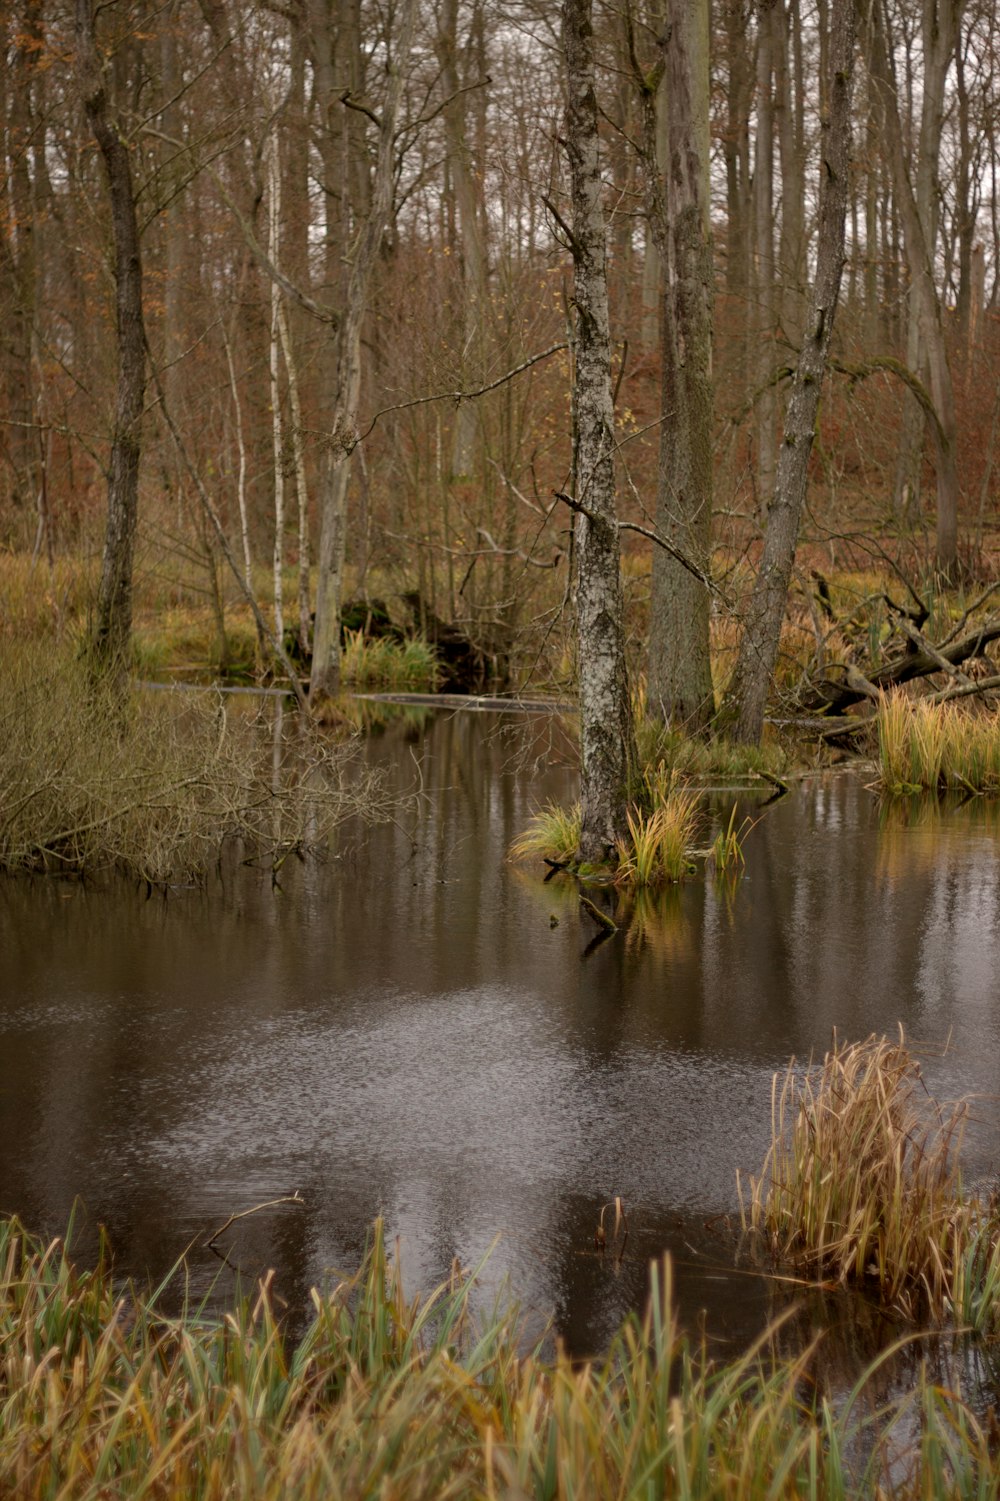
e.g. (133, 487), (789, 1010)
(0, 642), (394, 882)
(2, 1213), (996, 1500)
(876, 690), (1000, 793)
(742, 1033), (1000, 1328)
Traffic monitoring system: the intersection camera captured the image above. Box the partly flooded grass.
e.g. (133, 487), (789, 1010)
(510, 767), (707, 888)
(742, 1033), (1000, 1330)
(1, 1212), (997, 1499)
(0, 642), (394, 882)
(876, 690), (1000, 793)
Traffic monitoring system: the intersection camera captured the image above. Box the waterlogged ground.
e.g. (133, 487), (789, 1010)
(2, 706), (1000, 1376)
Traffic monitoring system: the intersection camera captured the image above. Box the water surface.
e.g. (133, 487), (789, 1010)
(2, 709), (1000, 1365)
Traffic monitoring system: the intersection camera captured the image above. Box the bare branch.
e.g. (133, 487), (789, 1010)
(550, 491), (729, 602)
(353, 343), (568, 446)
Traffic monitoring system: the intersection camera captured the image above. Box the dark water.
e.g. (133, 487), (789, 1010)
(3, 707), (1000, 1371)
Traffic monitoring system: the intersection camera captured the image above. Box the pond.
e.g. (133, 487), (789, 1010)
(2, 705), (1000, 1376)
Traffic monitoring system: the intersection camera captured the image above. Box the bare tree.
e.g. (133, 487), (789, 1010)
(310, 0), (417, 702)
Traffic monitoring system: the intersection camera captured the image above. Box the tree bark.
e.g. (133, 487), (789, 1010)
(863, 0), (962, 574)
(562, 0), (635, 862)
(646, 0), (715, 731)
(310, 0), (417, 702)
(729, 0), (856, 743)
(75, 0), (146, 680)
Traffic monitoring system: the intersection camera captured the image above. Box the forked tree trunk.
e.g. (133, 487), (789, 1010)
(729, 0), (856, 744)
(562, 0), (635, 862)
(75, 0), (146, 682)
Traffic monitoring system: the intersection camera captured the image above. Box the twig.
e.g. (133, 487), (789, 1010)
(927, 674), (1000, 706)
(206, 1191), (304, 1249)
(353, 343), (568, 446)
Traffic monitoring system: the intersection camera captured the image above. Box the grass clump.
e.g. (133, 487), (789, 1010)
(509, 801), (581, 864)
(634, 708), (787, 785)
(341, 630), (440, 691)
(3, 1213), (999, 1499)
(511, 767), (703, 886)
(0, 641), (392, 883)
(876, 689), (1000, 793)
(742, 1032), (1000, 1328)
(615, 786), (701, 886)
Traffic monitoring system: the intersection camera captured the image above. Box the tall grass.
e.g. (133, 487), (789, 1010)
(876, 690), (1000, 792)
(2, 1212), (996, 1500)
(0, 642), (393, 882)
(340, 630), (440, 691)
(615, 789), (700, 885)
(742, 1033), (1000, 1328)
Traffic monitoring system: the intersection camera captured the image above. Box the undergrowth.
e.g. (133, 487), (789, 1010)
(0, 1213), (996, 1499)
(0, 642), (395, 882)
(340, 630), (440, 691)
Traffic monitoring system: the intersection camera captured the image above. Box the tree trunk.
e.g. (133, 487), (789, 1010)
(562, 0), (635, 862)
(647, 0), (715, 731)
(864, 0), (962, 574)
(75, 0), (146, 680)
(751, 0), (778, 511)
(310, 0), (417, 702)
(729, 0), (856, 744)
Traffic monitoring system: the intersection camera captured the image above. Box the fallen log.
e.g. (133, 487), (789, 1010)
(797, 615), (1000, 715)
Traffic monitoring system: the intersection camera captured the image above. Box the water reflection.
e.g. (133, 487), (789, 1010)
(1, 711), (1000, 1377)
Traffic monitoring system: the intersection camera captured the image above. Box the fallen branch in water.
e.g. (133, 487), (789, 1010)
(206, 1192), (305, 1250)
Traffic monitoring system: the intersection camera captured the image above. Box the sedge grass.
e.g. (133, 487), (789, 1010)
(711, 805), (755, 874)
(508, 802), (581, 864)
(1, 1212), (998, 1499)
(615, 788), (701, 886)
(743, 1032), (1000, 1328)
(876, 690), (1000, 793)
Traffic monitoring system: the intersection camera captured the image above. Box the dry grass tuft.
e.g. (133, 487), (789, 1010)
(742, 1032), (1000, 1327)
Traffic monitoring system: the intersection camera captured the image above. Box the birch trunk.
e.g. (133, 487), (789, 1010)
(562, 0), (635, 862)
(729, 0), (856, 744)
(310, 0), (416, 702)
(267, 130), (286, 644)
